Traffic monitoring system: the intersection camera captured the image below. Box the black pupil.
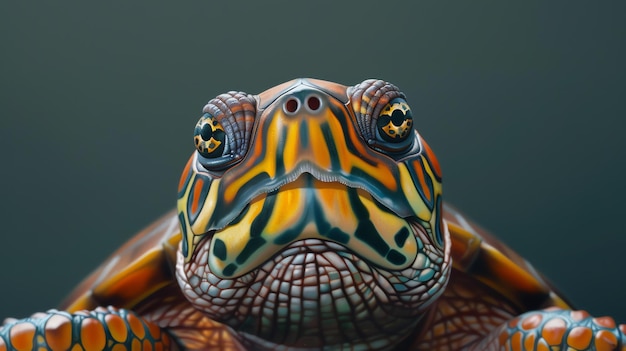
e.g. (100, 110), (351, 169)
(200, 123), (226, 141)
(391, 109), (409, 125)
(201, 124), (214, 140)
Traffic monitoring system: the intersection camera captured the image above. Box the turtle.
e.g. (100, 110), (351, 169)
(1, 78), (624, 351)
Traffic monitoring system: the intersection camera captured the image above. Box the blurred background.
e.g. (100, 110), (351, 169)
(1, 1), (625, 324)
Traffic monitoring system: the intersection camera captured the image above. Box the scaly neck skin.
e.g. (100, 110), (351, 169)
(176, 228), (451, 350)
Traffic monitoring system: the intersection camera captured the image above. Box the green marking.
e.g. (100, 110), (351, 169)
(274, 228), (301, 245)
(213, 238), (227, 261)
(326, 228), (350, 244)
(236, 237), (267, 264)
(349, 188), (391, 257)
(223, 263), (237, 277)
(394, 227), (410, 247)
(354, 216), (389, 257)
(386, 249), (407, 265)
(178, 212), (189, 257)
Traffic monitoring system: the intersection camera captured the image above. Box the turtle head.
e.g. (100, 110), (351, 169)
(176, 79), (451, 350)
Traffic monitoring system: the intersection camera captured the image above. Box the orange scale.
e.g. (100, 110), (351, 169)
(524, 333), (536, 350)
(536, 340), (550, 351)
(80, 318), (106, 351)
(510, 331), (523, 351)
(131, 338), (142, 351)
(105, 314), (128, 343)
(9, 322), (36, 351)
(111, 344), (126, 351)
(147, 321), (162, 339)
(143, 339), (153, 351)
(44, 314), (73, 351)
(593, 316), (617, 329)
(126, 314), (146, 340)
(570, 310), (590, 322)
(498, 330), (509, 345)
(541, 317), (566, 346)
(521, 313), (543, 330)
(566, 326), (593, 350)
(594, 330), (618, 351)
(0, 337), (7, 351)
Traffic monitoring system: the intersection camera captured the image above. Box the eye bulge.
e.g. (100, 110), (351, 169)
(194, 113), (227, 158)
(376, 98), (413, 143)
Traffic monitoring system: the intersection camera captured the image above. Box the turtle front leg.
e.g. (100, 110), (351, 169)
(469, 308), (626, 351)
(0, 306), (178, 351)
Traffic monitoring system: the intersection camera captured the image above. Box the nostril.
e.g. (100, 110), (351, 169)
(307, 96), (321, 111)
(284, 98), (299, 114)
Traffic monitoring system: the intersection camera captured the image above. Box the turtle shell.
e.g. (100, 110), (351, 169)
(58, 78), (574, 349)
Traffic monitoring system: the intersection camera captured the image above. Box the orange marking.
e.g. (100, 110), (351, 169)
(178, 156), (193, 193)
(521, 313), (543, 330)
(127, 314), (146, 340)
(536, 341), (550, 351)
(80, 318), (106, 351)
(44, 314), (73, 351)
(147, 320), (162, 339)
(541, 317), (566, 345)
(191, 177), (205, 215)
(412, 159), (432, 203)
(9, 322), (36, 351)
(111, 344), (126, 351)
(567, 326), (593, 350)
(498, 330), (509, 345)
(570, 310), (590, 322)
(105, 314), (128, 343)
(524, 333), (536, 350)
(595, 330), (618, 351)
(163, 333), (171, 347)
(132, 338), (141, 351)
(143, 339), (153, 351)
(510, 331), (523, 351)
(154, 341), (163, 351)
(0, 337), (7, 351)
(593, 316), (617, 329)
(71, 344), (83, 351)
(422, 140), (441, 179)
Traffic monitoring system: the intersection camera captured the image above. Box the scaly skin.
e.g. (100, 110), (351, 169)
(0, 307), (177, 351)
(2, 79), (625, 350)
(470, 309), (626, 351)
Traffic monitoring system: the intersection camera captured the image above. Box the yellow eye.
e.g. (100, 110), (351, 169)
(377, 98), (413, 143)
(194, 113), (226, 158)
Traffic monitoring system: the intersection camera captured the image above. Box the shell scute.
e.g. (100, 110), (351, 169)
(443, 203), (571, 311)
(62, 210), (181, 312)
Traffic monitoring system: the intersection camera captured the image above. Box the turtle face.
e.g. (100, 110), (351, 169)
(176, 79), (451, 350)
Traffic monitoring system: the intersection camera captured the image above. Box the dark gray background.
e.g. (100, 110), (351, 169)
(1, 1), (625, 325)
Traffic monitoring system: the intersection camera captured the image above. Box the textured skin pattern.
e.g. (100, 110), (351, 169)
(177, 236), (449, 350)
(0, 307), (176, 351)
(175, 78), (448, 349)
(471, 309), (626, 351)
(2, 79), (625, 350)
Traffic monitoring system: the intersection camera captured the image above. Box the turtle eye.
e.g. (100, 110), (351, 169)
(349, 80), (418, 156)
(370, 97), (415, 154)
(377, 98), (413, 143)
(194, 113), (226, 158)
